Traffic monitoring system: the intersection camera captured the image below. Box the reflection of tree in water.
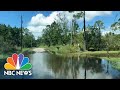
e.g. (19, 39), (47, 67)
(46, 55), (103, 79)
(106, 60), (110, 74)
(70, 56), (83, 79)
(46, 55), (84, 79)
(109, 61), (120, 71)
(82, 57), (103, 73)
(0, 59), (6, 79)
(0, 59), (6, 70)
(107, 61), (120, 79)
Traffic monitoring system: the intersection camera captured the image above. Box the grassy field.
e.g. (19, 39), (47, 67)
(39, 45), (120, 54)
(39, 45), (79, 54)
(39, 45), (120, 61)
(73, 51), (120, 57)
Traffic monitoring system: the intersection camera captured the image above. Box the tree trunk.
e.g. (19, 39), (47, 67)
(83, 11), (86, 51)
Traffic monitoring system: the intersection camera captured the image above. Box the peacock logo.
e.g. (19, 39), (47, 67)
(4, 53), (32, 70)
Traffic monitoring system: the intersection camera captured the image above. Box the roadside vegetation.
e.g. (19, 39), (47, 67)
(38, 11), (120, 61)
(0, 24), (36, 60)
(0, 11), (120, 61)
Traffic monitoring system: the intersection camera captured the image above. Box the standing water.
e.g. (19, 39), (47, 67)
(0, 52), (120, 79)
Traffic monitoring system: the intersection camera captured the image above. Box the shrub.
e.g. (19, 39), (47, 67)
(0, 42), (17, 54)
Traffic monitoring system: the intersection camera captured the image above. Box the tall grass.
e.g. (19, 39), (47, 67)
(39, 45), (120, 58)
(40, 45), (78, 54)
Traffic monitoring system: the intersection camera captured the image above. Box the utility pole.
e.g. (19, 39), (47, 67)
(31, 37), (32, 48)
(83, 11), (86, 51)
(84, 55), (87, 79)
(21, 15), (23, 52)
(71, 20), (73, 45)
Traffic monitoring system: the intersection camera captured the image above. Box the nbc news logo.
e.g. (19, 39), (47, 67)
(4, 53), (32, 76)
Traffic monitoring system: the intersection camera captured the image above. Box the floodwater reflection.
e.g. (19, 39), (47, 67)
(0, 52), (120, 79)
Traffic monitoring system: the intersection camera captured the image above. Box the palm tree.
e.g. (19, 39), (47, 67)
(111, 18), (120, 31)
(94, 20), (105, 51)
(69, 11), (86, 50)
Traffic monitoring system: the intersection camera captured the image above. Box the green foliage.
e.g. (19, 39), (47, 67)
(0, 24), (36, 54)
(85, 21), (104, 51)
(41, 16), (71, 46)
(23, 29), (36, 48)
(110, 61), (120, 70)
(1, 11), (119, 56)
(111, 18), (120, 31)
(38, 12), (120, 52)
(103, 32), (120, 50)
(40, 12), (82, 47)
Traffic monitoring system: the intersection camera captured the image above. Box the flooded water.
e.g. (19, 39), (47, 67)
(0, 52), (120, 79)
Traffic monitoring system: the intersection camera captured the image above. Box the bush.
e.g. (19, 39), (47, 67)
(108, 45), (120, 51)
(68, 45), (77, 53)
(0, 42), (17, 54)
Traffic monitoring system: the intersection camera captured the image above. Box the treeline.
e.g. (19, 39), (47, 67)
(38, 12), (120, 51)
(0, 12), (119, 54)
(37, 13), (81, 46)
(0, 24), (36, 53)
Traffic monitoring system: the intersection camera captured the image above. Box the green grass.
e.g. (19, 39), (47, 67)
(74, 51), (120, 57)
(110, 61), (120, 70)
(80, 51), (119, 54)
(100, 57), (120, 61)
(39, 45), (120, 59)
(39, 45), (78, 54)
(0, 48), (31, 60)
(21, 48), (31, 53)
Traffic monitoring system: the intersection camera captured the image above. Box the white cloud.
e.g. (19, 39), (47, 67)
(29, 11), (59, 26)
(102, 30), (111, 36)
(57, 11), (112, 21)
(27, 25), (46, 39)
(27, 11), (112, 39)
(101, 26), (113, 36)
(101, 26), (120, 36)
(27, 26), (46, 33)
(85, 11), (112, 21)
